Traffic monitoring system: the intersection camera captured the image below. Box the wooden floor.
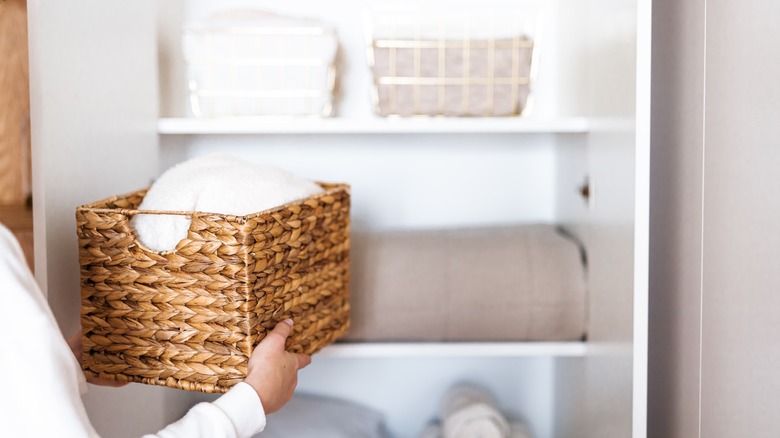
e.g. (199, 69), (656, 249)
(0, 1), (33, 271)
(1, 0), (32, 205)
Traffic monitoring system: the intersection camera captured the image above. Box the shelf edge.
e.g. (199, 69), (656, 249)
(157, 117), (591, 135)
(316, 341), (588, 358)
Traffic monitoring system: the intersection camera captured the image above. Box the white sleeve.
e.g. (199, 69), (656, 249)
(0, 224), (266, 438)
(0, 224), (98, 437)
(144, 382), (267, 438)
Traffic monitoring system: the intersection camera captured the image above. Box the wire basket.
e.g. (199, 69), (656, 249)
(366, 2), (543, 117)
(183, 10), (339, 118)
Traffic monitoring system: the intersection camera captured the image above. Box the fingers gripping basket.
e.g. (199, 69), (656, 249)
(76, 182), (350, 393)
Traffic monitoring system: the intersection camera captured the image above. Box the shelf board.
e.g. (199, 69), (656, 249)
(158, 117), (590, 135)
(316, 341), (587, 358)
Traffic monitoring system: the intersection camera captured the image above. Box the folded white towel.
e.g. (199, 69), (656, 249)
(132, 155), (323, 252)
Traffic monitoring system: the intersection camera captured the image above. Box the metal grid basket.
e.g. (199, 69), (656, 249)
(366, 2), (542, 117)
(183, 11), (338, 118)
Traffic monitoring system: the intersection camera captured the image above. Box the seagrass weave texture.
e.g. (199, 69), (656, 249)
(76, 182), (350, 393)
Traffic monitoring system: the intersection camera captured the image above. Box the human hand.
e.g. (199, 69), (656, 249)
(67, 330), (128, 387)
(243, 319), (312, 414)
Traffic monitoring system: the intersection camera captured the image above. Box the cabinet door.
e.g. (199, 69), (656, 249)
(555, 0), (650, 436)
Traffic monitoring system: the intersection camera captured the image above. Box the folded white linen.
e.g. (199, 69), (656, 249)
(183, 10), (338, 117)
(132, 155), (322, 252)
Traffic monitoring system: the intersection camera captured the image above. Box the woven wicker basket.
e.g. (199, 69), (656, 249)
(76, 182), (350, 393)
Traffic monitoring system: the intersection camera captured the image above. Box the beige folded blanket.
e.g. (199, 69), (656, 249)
(344, 224), (587, 342)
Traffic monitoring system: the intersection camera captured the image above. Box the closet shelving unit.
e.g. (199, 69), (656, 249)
(153, 0), (650, 437)
(29, 0), (648, 437)
(156, 113), (594, 365)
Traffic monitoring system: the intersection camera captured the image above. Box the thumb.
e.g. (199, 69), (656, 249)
(295, 353), (312, 370)
(264, 319), (294, 347)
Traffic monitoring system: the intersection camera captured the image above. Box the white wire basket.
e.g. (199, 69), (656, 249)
(182, 11), (338, 118)
(366, 2), (543, 117)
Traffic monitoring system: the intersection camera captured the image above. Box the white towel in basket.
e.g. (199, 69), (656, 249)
(132, 155), (323, 252)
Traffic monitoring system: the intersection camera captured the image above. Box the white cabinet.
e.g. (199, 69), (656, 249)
(29, 0), (649, 437)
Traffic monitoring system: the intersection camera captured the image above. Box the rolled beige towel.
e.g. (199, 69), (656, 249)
(440, 385), (510, 438)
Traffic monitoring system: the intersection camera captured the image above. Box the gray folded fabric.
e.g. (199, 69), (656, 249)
(419, 422), (532, 438)
(256, 393), (390, 438)
(344, 224), (587, 342)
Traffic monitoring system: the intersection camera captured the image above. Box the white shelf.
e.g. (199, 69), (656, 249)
(317, 341), (587, 358)
(157, 117), (590, 135)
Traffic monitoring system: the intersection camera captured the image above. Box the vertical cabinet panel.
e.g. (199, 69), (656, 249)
(700, 1), (780, 436)
(648, 0), (706, 436)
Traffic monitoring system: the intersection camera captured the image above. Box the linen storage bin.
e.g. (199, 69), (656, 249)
(76, 182), (350, 393)
(182, 10), (339, 118)
(367, 2), (542, 117)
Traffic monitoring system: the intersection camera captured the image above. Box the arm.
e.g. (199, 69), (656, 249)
(142, 382), (264, 438)
(143, 320), (311, 438)
(0, 224), (99, 437)
(1, 223), (310, 438)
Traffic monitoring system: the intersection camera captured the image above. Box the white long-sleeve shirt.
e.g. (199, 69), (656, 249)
(0, 223), (266, 437)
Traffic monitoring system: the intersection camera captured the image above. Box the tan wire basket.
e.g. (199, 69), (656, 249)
(76, 182), (350, 393)
(366, 2), (543, 117)
(183, 10), (339, 118)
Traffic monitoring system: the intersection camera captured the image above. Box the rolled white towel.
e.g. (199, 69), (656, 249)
(440, 384), (511, 438)
(132, 155), (323, 252)
(420, 422), (531, 438)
